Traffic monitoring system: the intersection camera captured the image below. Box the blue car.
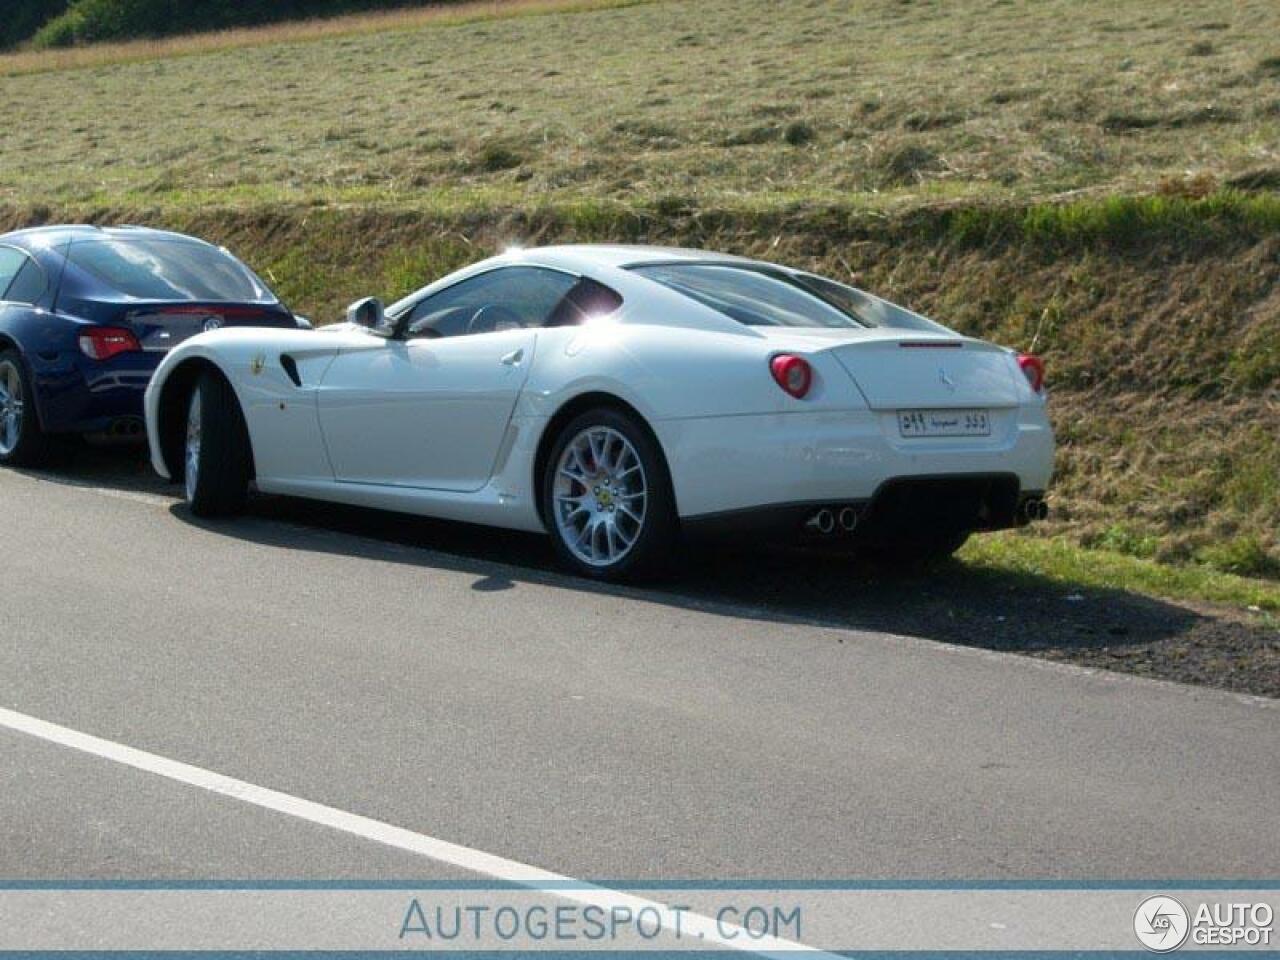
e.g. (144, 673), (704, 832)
(0, 224), (306, 465)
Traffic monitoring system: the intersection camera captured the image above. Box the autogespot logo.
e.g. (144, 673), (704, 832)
(1134, 895), (1191, 952)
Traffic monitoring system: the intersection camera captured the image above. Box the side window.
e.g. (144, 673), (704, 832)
(545, 277), (624, 327)
(406, 266), (578, 338)
(0, 247), (25, 299)
(4, 257), (47, 305)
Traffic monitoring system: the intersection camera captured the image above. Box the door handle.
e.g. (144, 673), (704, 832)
(500, 348), (524, 366)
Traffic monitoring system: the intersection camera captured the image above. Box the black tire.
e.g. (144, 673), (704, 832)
(183, 372), (252, 517)
(541, 407), (678, 582)
(860, 530), (971, 569)
(0, 349), (52, 467)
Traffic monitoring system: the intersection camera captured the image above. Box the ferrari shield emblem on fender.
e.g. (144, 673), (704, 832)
(250, 352), (266, 376)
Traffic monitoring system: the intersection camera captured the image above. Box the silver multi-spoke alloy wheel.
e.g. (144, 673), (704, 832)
(0, 360), (24, 457)
(553, 425), (648, 568)
(184, 389), (202, 502)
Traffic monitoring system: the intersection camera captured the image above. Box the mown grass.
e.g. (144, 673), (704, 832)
(0, 0), (648, 75)
(962, 533), (1280, 614)
(1, 0), (1277, 210)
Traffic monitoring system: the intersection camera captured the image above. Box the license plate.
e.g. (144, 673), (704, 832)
(899, 409), (991, 438)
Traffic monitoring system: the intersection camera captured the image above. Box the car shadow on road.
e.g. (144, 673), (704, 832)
(190, 489), (1202, 656)
(25, 445), (1275, 695)
(190, 495), (1280, 696)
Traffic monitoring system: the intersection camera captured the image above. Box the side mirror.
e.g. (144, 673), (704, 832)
(346, 297), (387, 331)
(293, 314), (314, 330)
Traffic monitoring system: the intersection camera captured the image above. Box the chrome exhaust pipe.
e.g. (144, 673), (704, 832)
(812, 508), (836, 535)
(837, 506), (858, 532)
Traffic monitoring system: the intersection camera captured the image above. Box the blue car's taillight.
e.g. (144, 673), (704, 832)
(78, 326), (142, 361)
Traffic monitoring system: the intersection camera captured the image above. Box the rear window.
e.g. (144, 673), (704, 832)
(630, 263), (866, 329)
(65, 238), (275, 303)
(793, 272), (951, 334)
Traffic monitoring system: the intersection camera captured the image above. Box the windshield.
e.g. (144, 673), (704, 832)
(630, 263), (866, 328)
(65, 238), (276, 303)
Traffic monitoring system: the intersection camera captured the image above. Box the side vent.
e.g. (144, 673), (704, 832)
(280, 354), (302, 387)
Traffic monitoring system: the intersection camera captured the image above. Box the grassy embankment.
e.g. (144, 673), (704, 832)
(0, 0), (1276, 612)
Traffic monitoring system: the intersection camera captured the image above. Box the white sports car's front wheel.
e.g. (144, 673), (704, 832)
(542, 408), (676, 581)
(183, 372), (252, 518)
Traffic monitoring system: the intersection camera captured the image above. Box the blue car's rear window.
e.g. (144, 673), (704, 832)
(65, 238), (275, 303)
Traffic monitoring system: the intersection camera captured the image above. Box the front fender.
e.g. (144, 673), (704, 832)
(146, 329), (345, 483)
(144, 341), (240, 480)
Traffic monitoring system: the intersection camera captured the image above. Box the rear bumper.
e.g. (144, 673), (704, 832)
(684, 479), (1048, 543)
(30, 351), (158, 434)
(657, 405), (1054, 521)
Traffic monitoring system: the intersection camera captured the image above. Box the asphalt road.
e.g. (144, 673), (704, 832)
(1, 454), (1276, 883)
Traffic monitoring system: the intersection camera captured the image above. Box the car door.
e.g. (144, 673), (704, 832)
(316, 266), (578, 492)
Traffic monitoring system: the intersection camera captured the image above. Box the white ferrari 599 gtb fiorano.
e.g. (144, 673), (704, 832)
(145, 245), (1053, 580)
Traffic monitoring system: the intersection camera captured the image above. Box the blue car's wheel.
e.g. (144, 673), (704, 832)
(0, 350), (50, 467)
(183, 372), (252, 517)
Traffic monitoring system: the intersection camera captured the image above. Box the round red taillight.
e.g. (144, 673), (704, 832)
(1017, 353), (1045, 393)
(770, 354), (813, 399)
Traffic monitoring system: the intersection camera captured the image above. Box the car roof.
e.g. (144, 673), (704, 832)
(0, 223), (213, 250)
(385, 243), (780, 329)
(506, 244), (762, 272)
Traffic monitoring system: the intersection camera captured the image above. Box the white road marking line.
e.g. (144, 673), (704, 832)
(0, 706), (827, 957)
(58, 484), (174, 507)
(8, 469), (174, 507)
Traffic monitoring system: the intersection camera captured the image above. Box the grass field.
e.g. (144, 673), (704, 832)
(0, 0), (1277, 610)
(0, 0), (644, 74)
(1, 0), (1277, 209)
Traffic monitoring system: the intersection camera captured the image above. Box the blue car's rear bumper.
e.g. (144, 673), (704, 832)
(31, 350), (160, 434)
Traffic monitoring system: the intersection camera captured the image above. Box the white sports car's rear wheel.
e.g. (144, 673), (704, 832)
(543, 408), (676, 581)
(555, 425), (646, 565)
